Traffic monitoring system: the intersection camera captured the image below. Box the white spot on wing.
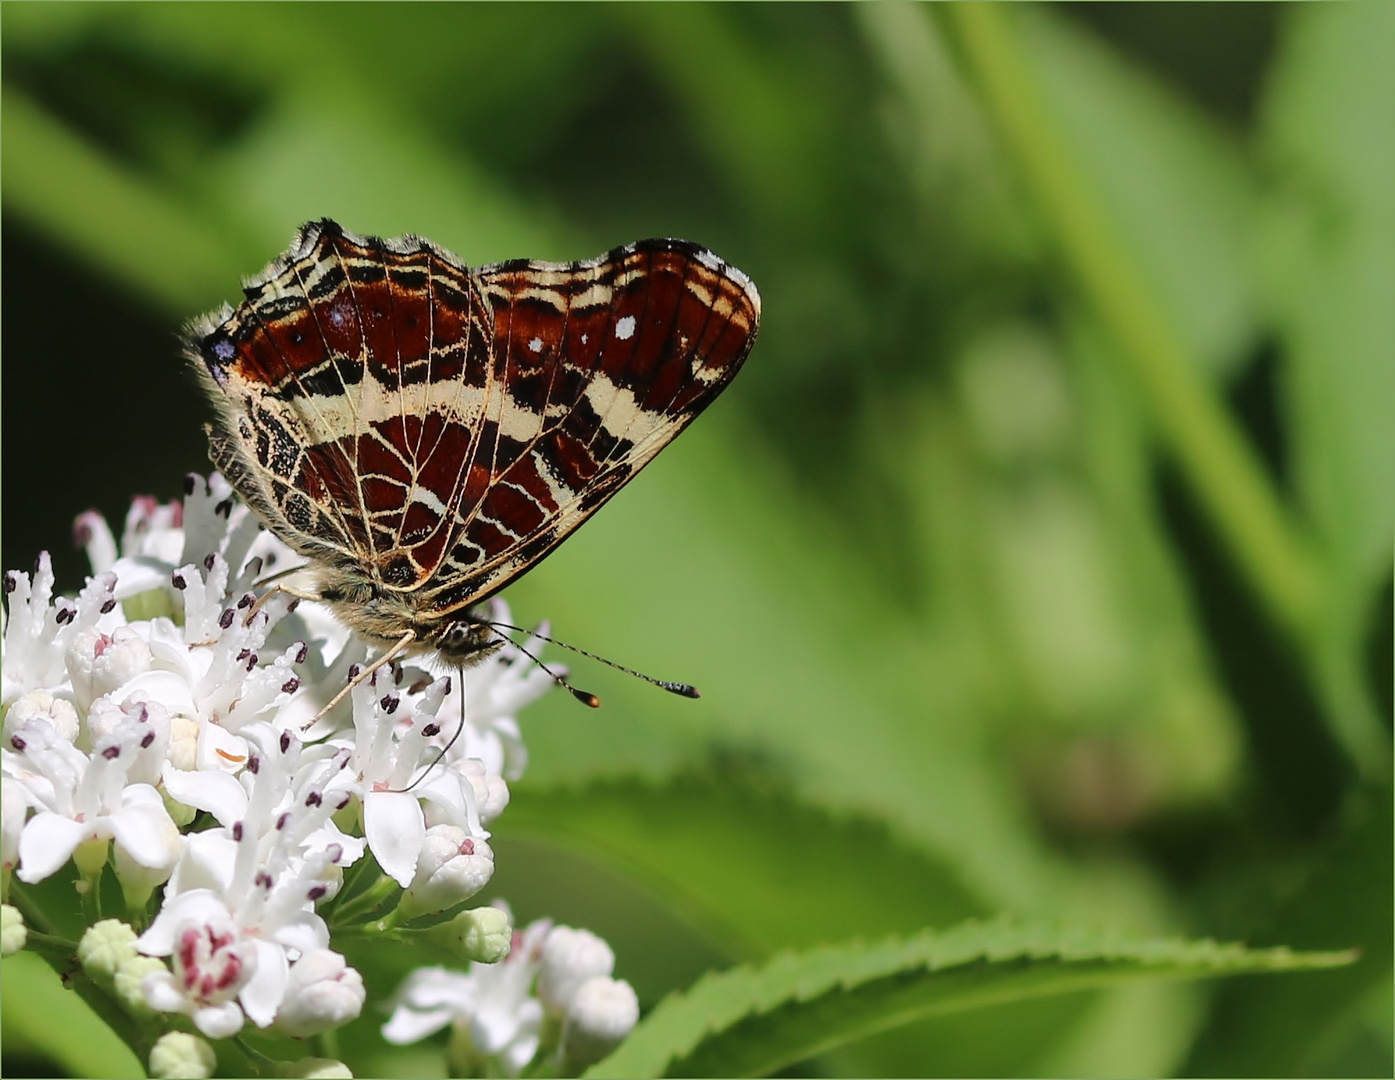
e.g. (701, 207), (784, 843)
(615, 316), (636, 341)
(581, 333), (588, 345)
(528, 336), (543, 353)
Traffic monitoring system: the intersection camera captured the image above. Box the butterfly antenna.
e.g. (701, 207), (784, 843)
(482, 619), (700, 699)
(481, 624), (602, 708)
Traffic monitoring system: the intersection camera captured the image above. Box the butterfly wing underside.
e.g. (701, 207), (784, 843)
(190, 221), (760, 616)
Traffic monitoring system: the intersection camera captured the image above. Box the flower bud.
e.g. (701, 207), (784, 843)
(78, 918), (139, 979)
(66, 625), (153, 710)
(3, 690), (79, 743)
(114, 955), (167, 1015)
(562, 976), (640, 1068)
(274, 950), (366, 1037)
(279, 1058), (354, 1078)
(1, 904), (27, 956)
(427, 904), (513, 963)
(397, 826), (494, 918)
(149, 1031), (217, 1079)
(457, 758), (510, 823)
(537, 926), (615, 1014)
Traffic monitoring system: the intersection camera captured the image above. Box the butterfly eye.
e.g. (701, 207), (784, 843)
(443, 624), (472, 648)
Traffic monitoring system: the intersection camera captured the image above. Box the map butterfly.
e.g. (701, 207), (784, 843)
(189, 220), (760, 686)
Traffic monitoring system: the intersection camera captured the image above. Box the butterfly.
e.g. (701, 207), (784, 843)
(188, 220), (760, 684)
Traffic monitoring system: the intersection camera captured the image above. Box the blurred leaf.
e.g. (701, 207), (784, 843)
(1182, 783), (1392, 1076)
(0, 951), (144, 1079)
(507, 416), (1075, 916)
(1020, 9), (1262, 377)
(1255, 2), (1395, 771)
(0, 88), (255, 315)
(497, 771), (986, 961)
(588, 920), (1354, 1079)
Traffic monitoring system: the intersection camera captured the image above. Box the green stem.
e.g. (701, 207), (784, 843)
(329, 873), (400, 928)
(940, 8), (1325, 651)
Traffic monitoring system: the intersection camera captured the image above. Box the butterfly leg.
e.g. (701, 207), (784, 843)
(303, 629), (417, 729)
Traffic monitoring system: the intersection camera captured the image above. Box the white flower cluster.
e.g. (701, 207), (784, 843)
(1, 475), (635, 1076)
(385, 918), (640, 1075)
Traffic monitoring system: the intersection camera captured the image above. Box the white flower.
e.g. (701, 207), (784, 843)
(383, 919), (552, 1076)
(334, 673), (486, 888)
(537, 925), (616, 1014)
(436, 601), (557, 782)
(5, 717), (182, 886)
(274, 949), (366, 1037)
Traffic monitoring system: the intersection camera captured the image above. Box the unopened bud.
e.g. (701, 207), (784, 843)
(77, 919), (139, 979)
(562, 976), (640, 1068)
(149, 1031), (216, 1079)
(427, 904), (513, 964)
(1, 904), (26, 956)
(274, 950), (365, 1037)
(537, 926), (615, 1013)
(396, 827), (494, 918)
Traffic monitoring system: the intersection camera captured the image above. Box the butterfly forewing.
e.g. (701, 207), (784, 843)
(191, 220), (759, 635)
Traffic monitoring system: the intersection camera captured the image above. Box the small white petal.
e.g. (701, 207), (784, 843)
(364, 790), (426, 887)
(17, 811), (88, 883)
(240, 938), (289, 1028)
(192, 1000), (246, 1039)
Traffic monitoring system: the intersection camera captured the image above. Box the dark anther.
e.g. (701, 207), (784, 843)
(307, 885), (327, 901)
(422, 723), (441, 738)
(380, 695), (400, 714)
(245, 654), (258, 671)
(214, 499), (233, 518)
(102, 744), (122, 760)
(55, 607), (76, 625)
(219, 609), (235, 629)
(255, 871), (273, 889)
(247, 754), (261, 774)
(287, 598), (301, 613)
(348, 664), (362, 680)
(232, 821), (244, 841)
(184, 475), (197, 496)
(295, 643), (309, 664)
(100, 598), (117, 614)
(237, 649), (252, 662)
(276, 812), (290, 831)
(281, 678), (300, 695)
(237, 594), (254, 609)
(172, 573), (187, 590)
(141, 731), (156, 749)
(204, 553), (217, 571)
(337, 794), (351, 811)
(4, 573), (16, 594)
(280, 731), (292, 752)
(10, 735), (26, 751)
(306, 791), (323, 808)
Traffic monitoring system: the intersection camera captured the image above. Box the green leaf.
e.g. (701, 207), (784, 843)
(1019, 9), (1262, 378)
(588, 920), (1355, 1079)
(0, 951), (144, 1079)
(1255, 2), (1394, 768)
(1182, 783), (1393, 1076)
(494, 771), (986, 962)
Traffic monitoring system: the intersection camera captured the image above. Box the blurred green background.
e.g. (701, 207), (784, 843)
(2, 3), (1390, 1077)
